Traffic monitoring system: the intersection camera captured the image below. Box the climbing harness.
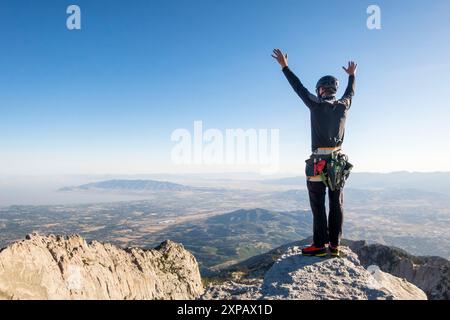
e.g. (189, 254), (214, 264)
(306, 148), (353, 190)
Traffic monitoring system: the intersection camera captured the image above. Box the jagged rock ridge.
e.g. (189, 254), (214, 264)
(350, 241), (449, 300)
(0, 234), (203, 300)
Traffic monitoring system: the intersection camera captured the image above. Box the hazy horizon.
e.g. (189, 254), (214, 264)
(1, 171), (450, 207)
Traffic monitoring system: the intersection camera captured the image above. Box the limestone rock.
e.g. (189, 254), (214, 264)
(202, 246), (427, 300)
(0, 234), (203, 300)
(349, 242), (449, 300)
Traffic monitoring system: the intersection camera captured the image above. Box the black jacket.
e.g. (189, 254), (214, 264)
(282, 66), (355, 152)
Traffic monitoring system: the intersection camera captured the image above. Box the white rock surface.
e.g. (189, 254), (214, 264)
(202, 246), (427, 300)
(367, 265), (428, 300)
(0, 234), (204, 300)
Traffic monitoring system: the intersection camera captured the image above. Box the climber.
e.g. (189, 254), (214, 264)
(272, 48), (357, 257)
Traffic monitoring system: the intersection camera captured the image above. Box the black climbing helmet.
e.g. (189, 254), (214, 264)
(316, 75), (339, 96)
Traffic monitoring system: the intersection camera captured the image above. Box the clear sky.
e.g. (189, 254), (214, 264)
(1, 0), (450, 175)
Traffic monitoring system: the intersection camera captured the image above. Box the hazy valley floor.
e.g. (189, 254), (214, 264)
(1, 179), (449, 274)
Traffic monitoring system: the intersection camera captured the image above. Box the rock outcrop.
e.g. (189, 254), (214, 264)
(0, 234), (203, 300)
(202, 246), (427, 300)
(348, 241), (450, 300)
(215, 237), (448, 300)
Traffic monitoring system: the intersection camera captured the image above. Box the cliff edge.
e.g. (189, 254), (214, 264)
(0, 234), (203, 300)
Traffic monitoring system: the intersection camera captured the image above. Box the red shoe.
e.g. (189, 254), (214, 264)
(301, 244), (327, 257)
(329, 243), (340, 257)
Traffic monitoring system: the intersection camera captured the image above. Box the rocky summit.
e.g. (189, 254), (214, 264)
(0, 234), (433, 300)
(0, 234), (203, 300)
(202, 246), (427, 300)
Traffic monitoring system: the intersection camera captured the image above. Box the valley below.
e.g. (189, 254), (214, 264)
(1, 176), (449, 275)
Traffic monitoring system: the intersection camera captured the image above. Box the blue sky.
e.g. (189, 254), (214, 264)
(1, 0), (450, 175)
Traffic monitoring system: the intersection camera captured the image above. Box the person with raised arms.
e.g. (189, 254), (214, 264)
(272, 49), (357, 257)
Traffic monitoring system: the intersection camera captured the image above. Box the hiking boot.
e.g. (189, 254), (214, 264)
(329, 244), (340, 257)
(301, 244), (327, 257)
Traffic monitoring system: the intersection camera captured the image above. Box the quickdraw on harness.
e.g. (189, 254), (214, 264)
(311, 150), (353, 191)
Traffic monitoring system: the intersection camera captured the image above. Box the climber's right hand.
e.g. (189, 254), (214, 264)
(272, 49), (288, 68)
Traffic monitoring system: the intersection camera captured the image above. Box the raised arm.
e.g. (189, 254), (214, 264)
(272, 49), (318, 109)
(340, 61), (357, 108)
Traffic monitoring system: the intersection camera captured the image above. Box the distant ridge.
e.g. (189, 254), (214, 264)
(263, 172), (450, 195)
(59, 179), (193, 192)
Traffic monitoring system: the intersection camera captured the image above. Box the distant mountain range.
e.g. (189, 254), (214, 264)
(58, 172), (450, 196)
(59, 179), (194, 192)
(271, 187), (450, 206)
(264, 172), (450, 195)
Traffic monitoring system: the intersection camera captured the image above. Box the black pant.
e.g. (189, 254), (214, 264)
(307, 180), (344, 247)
